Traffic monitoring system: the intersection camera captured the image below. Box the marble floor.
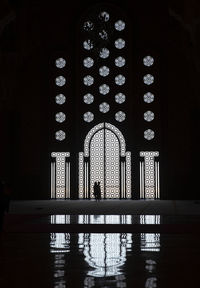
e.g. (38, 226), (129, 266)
(0, 200), (200, 287)
(8, 200), (200, 215)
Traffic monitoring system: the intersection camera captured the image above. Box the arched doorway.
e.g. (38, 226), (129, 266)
(79, 123), (131, 199)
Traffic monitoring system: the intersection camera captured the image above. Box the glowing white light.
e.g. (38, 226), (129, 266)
(99, 102), (110, 113)
(55, 58), (66, 68)
(83, 112), (94, 123)
(143, 56), (154, 67)
(115, 20), (125, 31)
(99, 11), (110, 22)
(55, 112), (66, 123)
(115, 56), (125, 67)
(55, 76), (66, 86)
(84, 93), (94, 104)
(83, 57), (94, 68)
(115, 38), (125, 49)
(145, 277), (157, 288)
(115, 111), (126, 122)
(51, 153), (70, 199)
(115, 74), (126, 85)
(144, 92), (154, 103)
(115, 93), (126, 104)
(83, 40), (93, 50)
(83, 75), (94, 86)
(78, 233), (132, 278)
(99, 30), (108, 40)
(83, 21), (94, 31)
(55, 94), (66, 105)
(99, 48), (110, 59)
(55, 130), (66, 141)
(144, 111), (154, 122)
(99, 66), (110, 77)
(99, 84), (110, 95)
(144, 129), (155, 140)
(143, 74), (154, 85)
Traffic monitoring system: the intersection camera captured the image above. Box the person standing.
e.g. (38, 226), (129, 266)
(97, 182), (101, 201)
(93, 181), (98, 201)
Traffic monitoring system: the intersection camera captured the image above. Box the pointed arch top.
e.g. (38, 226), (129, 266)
(84, 122), (126, 157)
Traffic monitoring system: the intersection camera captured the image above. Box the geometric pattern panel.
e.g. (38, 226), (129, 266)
(90, 129), (104, 198)
(78, 233), (132, 277)
(105, 129), (120, 198)
(51, 152), (70, 199)
(140, 151), (159, 199)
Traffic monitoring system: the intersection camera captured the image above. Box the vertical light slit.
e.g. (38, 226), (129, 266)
(158, 162), (160, 199)
(155, 162), (157, 199)
(121, 162), (123, 198)
(142, 161), (144, 199)
(79, 152), (84, 199)
(86, 162), (88, 198)
(140, 161), (142, 199)
(85, 162), (87, 199)
(124, 162), (126, 199)
(65, 162), (67, 198)
(51, 162), (53, 198)
(123, 162), (125, 198)
(68, 162), (70, 198)
(85, 163), (87, 199)
(121, 163), (123, 198)
(126, 152), (131, 199)
(53, 162), (55, 199)
(122, 162), (124, 198)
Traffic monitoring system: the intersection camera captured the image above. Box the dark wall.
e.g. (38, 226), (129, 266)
(0, 0), (199, 199)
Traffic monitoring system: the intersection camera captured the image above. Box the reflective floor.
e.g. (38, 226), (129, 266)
(1, 200), (200, 287)
(0, 231), (200, 287)
(9, 200), (200, 215)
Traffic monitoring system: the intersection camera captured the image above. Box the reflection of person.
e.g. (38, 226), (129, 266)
(97, 182), (101, 201)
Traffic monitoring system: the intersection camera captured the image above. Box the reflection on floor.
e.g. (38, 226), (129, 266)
(1, 201), (200, 287)
(1, 232), (199, 288)
(50, 215), (161, 225)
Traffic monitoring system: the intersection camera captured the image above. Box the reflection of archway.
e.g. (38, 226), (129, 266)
(78, 232), (132, 278)
(79, 123), (131, 199)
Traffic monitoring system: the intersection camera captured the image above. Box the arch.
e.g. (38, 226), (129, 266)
(84, 122), (126, 157)
(79, 123), (131, 199)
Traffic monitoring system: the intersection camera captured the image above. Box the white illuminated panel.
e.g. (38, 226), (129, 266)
(50, 233), (70, 253)
(50, 233), (70, 288)
(78, 233), (132, 277)
(90, 129), (104, 199)
(140, 151), (159, 199)
(79, 152), (84, 199)
(51, 152), (70, 199)
(105, 123), (126, 156)
(126, 152), (132, 198)
(141, 233), (160, 252)
(105, 129), (120, 198)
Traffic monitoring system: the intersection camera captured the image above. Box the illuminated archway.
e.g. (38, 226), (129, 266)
(79, 122), (131, 199)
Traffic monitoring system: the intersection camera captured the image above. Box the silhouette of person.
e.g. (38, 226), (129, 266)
(93, 181), (98, 201)
(97, 182), (101, 201)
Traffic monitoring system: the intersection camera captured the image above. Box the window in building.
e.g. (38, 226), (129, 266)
(51, 57), (70, 199)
